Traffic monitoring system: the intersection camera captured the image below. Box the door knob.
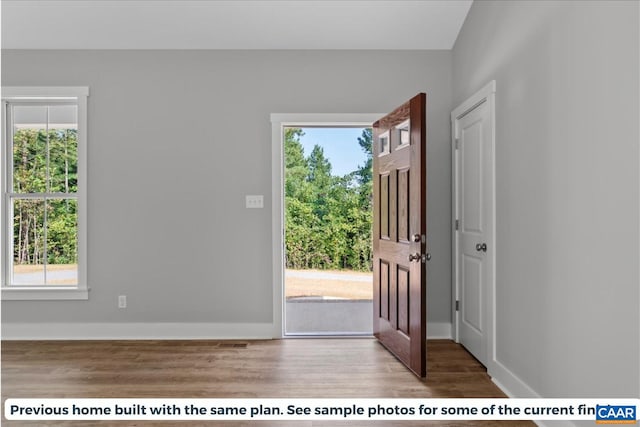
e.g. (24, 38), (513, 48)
(412, 234), (421, 242)
(476, 243), (487, 252)
(409, 253), (431, 262)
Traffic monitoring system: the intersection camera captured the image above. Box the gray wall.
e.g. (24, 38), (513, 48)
(1, 50), (453, 329)
(453, 0), (639, 402)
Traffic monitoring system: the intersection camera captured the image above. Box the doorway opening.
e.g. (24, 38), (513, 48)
(282, 125), (373, 336)
(271, 113), (382, 338)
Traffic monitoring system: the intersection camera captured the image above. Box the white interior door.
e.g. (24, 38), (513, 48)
(452, 82), (495, 367)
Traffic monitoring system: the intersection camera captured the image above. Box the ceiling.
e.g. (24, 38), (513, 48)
(1, 0), (473, 50)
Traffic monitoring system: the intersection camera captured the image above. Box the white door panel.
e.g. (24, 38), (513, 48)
(462, 253), (482, 332)
(462, 119), (483, 234)
(453, 89), (494, 367)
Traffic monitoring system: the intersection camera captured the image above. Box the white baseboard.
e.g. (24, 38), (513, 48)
(3, 321), (452, 340)
(427, 321), (452, 339)
(490, 359), (540, 399)
(1, 322), (275, 340)
(489, 360), (576, 427)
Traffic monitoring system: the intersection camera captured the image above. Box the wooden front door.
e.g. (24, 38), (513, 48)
(372, 93), (427, 377)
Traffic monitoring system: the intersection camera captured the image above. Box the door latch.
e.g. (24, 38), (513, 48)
(409, 253), (421, 262)
(410, 253), (432, 263)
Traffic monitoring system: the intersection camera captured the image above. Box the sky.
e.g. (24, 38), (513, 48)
(296, 127), (370, 177)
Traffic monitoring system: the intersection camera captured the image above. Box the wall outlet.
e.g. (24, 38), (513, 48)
(118, 295), (127, 308)
(246, 195), (264, 208)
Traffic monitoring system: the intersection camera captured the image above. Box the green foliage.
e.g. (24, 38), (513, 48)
(11, 128), (78, 266)
(356, 128), (372, 186)
(284, 128), (372, 271)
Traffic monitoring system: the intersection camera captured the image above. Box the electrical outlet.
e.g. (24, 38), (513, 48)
(118, 295), (127, 308)
(246, 195), (264, 209)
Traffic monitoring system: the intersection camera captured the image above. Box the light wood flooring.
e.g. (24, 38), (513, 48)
(1, 338), (535, 426)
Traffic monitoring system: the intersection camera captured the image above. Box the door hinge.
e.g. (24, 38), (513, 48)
(455, 219), (459, 230)
(455, 138), (460, 149)
(455, 300), (460, 311)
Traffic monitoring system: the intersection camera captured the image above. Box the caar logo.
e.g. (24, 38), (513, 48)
(596, 405), (637, 424)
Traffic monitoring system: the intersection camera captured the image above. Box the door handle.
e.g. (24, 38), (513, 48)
(409, 253), (431, 262)
(475, 243), (487, 252)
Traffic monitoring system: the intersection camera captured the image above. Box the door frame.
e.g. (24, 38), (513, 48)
(270, 113), (383, 338)
(451, 81), (496, 368)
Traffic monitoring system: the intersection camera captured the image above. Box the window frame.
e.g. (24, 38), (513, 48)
(1, 86), (89, 300)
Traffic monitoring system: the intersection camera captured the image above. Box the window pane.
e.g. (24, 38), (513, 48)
(48, 106), (78, 193)
(46, 199), (78, 285)
(12, 199), (45, 285)
(380, 134), (389, 154)
(399, 128), (409, 145)
(12, 106), (48, 193)
(48, 105), (77, 129)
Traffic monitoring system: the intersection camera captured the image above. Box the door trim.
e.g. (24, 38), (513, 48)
(451, 81), (496, 369)
(270, 113), (383, 338)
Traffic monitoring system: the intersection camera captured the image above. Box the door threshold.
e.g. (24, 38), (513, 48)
(284, 333), (373, 339)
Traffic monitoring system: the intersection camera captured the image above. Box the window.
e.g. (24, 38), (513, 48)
(2, 87), (88, 300)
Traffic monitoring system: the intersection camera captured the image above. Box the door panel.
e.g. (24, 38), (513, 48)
(380, 261), (389, 320)
(397, 267), (410, 335)
(397, 169), (410, 243)
(462, 122), (483, 232)
(456, 101), (491, 366)
(373, 93), (427, 377)
(380, 174), (390, 239)
(462, 254), (482, 332)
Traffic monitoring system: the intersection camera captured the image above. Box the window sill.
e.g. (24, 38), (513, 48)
(1, 287), (89, 301)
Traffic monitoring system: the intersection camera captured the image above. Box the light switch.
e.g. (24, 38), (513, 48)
(246, 195), (264, 208)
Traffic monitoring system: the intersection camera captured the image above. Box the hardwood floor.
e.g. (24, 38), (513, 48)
(1, 339), (535, 426)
